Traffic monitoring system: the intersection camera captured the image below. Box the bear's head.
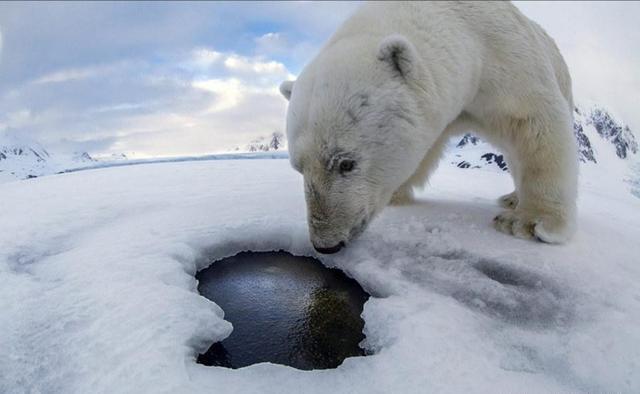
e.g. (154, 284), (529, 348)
(280, 35), (433, 254)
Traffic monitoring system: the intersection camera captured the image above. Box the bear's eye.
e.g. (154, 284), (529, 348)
(338, 159), (356, 174)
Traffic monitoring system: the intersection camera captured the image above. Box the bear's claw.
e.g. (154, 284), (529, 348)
(493, 210), (536, 240)
(493, 209), (572, 244)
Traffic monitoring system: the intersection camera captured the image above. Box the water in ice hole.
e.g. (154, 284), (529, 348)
(196, 251), (370, 370)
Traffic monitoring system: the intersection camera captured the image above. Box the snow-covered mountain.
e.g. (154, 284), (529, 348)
(0, 131), (96, 182)
(1, 131), (54, 182)
(448, 105), (638, 175)
(585, 107), (637, 160)
(242, 132), (286, 153)
(450, 135), (509, 172)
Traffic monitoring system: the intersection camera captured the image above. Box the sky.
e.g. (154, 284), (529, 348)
(0, 1), (638, 158)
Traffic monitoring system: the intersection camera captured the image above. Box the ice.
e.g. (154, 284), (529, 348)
(1, 158), (640, 393)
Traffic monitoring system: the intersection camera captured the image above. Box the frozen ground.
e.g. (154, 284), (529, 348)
(1, 158), (639, 393)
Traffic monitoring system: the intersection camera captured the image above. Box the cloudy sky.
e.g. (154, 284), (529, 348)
(0, 2), (638, 158)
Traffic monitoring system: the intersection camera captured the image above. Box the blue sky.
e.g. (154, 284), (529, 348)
(0, 1), (638, 157)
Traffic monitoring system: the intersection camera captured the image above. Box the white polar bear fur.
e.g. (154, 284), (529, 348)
(281, 1), (577, 251)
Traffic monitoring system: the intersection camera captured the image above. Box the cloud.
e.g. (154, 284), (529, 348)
(91, 102), (155, 114)
(0, 2), (359, 156)
(0, 43), (290, 157)
(187, 48), (223, 70)
(255, 32), (287, 56)
(224, 54), (288, 76)
(192, 78), (246, 113)
(31, 64), (112, 84)
(6, 109), (31, 126)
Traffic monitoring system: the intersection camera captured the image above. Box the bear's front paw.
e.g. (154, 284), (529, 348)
(498, 191), (519, 209)
(493, 209), (574, 244)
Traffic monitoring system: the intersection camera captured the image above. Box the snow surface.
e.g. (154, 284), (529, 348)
(1, 158), (640, 393)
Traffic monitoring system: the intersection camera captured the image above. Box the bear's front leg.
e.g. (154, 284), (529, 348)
(498, 191), (519, 209)
(493, 113), (577, 243)
(389, 185), (414, 206)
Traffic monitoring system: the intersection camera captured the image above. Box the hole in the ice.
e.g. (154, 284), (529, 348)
(196, 251), (370, 370)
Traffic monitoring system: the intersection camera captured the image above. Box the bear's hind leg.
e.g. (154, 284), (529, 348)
(493, 111), (577, 243)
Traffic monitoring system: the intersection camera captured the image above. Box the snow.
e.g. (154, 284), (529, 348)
(1, 158), (640, 393)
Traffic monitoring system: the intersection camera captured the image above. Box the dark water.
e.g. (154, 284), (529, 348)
(196, 251), (370, 370)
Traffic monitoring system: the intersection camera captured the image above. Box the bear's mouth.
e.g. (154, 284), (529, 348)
(309, 210), (372, 253)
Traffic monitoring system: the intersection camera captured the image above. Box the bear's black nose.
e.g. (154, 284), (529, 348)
(313, 241), (345, 254)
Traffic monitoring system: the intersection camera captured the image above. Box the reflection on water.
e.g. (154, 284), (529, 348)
(196, 251), (370, 370)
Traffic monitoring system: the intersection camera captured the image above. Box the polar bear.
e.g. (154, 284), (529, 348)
(280, 1), (577, 254)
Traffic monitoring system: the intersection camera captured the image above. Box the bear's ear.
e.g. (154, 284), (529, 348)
(279, 80), (295, 101)
(377, 34), (419, 80)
